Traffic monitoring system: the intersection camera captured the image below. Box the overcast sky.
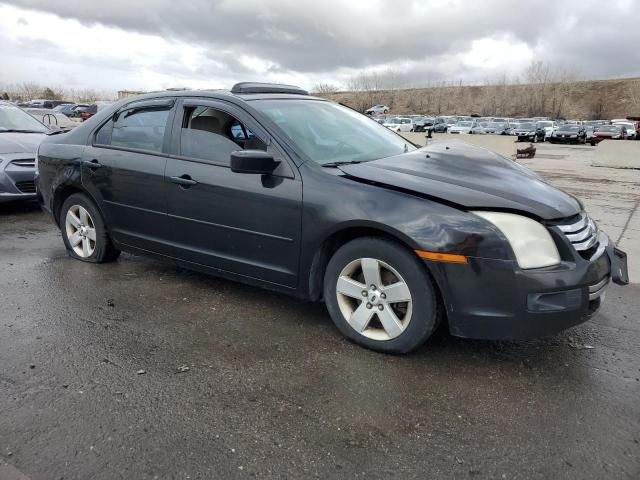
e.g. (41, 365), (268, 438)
(1, 0), (638, 95)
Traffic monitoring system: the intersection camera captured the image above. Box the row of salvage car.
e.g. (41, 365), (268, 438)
(372, 113), (638, 144)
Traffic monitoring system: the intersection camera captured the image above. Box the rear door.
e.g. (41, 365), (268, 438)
(81, 98), (176, 256)
(165, 98), (302, 287)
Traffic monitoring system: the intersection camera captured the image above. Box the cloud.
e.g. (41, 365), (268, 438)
(0, 0), (638, 95)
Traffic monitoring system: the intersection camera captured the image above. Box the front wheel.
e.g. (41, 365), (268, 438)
(60, 193), (120, 263)
(323, 237), (440, 354)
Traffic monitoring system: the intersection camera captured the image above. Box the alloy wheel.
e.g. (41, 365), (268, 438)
(65, 205), (97, 258)
(335, 257), (413, 341)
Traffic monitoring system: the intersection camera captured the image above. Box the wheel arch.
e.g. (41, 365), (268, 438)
(52, 184), (103, 228)
(306, 222), (439, 302)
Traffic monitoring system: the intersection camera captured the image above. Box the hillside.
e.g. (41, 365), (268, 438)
(320, 77), (640, 120)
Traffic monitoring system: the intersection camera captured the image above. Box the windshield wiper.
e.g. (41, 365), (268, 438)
(321, 160), (369, 168)
(0, 128), (46, 133)
(46, 127), (72, 135)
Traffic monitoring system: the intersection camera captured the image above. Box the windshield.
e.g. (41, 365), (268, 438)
(488, 122), (506, 128)
(384, 117), (401, 124)
(252, 99), (415, 165)
(0, 104), (48, 132)
(537, 121), (553, 128)
(519, 123), (536, 130)
(455, 121), (473, 127)
(560, 125), (580, 132)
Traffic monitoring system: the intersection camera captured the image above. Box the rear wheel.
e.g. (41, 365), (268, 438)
(60, 193), (120, 263)
(324, 237), (440, 354)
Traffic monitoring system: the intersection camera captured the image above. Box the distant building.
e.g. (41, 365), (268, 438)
(117, 88), (188, 100)
(117, 90), (145, 99)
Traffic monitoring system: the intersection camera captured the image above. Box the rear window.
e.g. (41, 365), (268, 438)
(95, 107), (170, 153)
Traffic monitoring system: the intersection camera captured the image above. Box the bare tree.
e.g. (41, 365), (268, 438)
(312, 83), (339, 95)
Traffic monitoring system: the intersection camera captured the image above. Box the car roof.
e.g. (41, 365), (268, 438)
(115, 89), (327, 106)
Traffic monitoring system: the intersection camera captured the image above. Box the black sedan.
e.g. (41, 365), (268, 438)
(36, 83), (628, 354)
(513, 122), (546, 142)
(549, 125), (587, 144)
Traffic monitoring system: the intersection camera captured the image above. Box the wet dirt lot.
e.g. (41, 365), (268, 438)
(1, 146), (639, 479)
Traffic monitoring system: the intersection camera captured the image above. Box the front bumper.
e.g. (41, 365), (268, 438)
(550, 136), (580, 143)
(431, 232), (628, 340)
(516, 134), (535, 141)
(0, 157), (37, 203)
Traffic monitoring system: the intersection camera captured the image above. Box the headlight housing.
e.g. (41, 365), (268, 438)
(473, 211), (560, 269)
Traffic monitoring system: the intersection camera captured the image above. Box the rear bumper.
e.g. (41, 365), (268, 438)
(431, 232), (627, 340)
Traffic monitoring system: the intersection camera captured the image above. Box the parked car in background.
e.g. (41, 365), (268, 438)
(513, 122), (546, 143)
(0, 101), (49, 202)
(365, 104), (389, 115)
(54, 103), (80, 117)
(536, 120), (556, 140)
(383, 117), (413, 132)
(444, 117), (459, 129)
(549, 125), (587, 144)
(584, 126), (595, 142)
(590, 124), (628, 145)
(469, 122), (490, 134)
(67, 104), (90, 118)
(412, 117), (434, 133)
(432, 117), (450, 133)
(35, 83), (628, 354)
(482, 122), (510, 135)
(24, 108), (76, 129)
(448, 121), (475, 134)
(612, 122), (636, 140)
(74, 105), (98, 121)
(27, 99), (74, 109)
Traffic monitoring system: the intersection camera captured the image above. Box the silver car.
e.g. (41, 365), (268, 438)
(0, 102), (48, 202)
(24, 108), (77, 129)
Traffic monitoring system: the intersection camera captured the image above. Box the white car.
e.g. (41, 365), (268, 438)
(24, 108), (76, 129)
(365, 104), (389, 115)
(613, 122), (636, 139)
(448, 121), (475, 134)
(536, 120), (556, 141)
(383, 117), (413, 132)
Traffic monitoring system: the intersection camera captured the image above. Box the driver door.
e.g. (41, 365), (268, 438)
(165, 99), (303, 287)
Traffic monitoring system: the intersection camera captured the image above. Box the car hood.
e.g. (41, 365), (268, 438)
(338, 140), (581, 220)
(0, 132), (45, 155)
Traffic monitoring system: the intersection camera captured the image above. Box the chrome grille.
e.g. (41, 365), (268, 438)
(11, 159), (36, 168)
(555, 213), (598, 252)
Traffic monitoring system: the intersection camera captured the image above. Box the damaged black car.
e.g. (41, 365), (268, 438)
(36, 83), (629, 354)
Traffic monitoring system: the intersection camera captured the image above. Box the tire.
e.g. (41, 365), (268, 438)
(323, 237), (440, 354)
(60, 193), (120, 263)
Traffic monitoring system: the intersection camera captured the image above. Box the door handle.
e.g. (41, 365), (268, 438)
(170, 175), (198, 187)
(82, 159), (103, 169)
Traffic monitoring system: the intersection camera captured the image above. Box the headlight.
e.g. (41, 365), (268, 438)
(472, 211), (560, 269)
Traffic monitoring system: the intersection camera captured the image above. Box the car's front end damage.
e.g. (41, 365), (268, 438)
(336, 140), (628, 340)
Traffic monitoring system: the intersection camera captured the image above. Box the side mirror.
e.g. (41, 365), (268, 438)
(230, 150), (278, 174)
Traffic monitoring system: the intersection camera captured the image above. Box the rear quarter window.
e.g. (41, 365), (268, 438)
(94, 108), (170, 153)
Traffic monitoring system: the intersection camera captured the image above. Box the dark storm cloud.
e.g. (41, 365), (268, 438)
(2, 0), (639, 82)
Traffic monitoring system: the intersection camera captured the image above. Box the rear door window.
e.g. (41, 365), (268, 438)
(95, 105), (171, 153)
